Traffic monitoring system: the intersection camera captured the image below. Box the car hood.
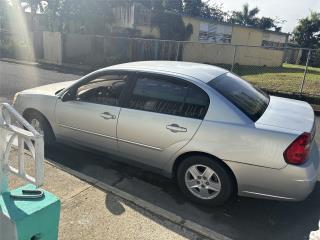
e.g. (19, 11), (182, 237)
(256, 96), (315, 133)
(20, 81), (76, 96)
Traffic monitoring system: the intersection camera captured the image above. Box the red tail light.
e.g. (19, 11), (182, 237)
(284, 133), (311, 165)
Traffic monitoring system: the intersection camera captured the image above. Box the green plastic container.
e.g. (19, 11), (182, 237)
(0, 184), (60, 240)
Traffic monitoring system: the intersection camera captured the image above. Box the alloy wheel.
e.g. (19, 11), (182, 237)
(30, 118), (44, 135)
(184, 164), (221, 200)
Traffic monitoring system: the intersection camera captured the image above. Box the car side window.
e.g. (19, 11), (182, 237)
(76, 74), (128, 106)
(183, 85), (210, 119)
(128, 75), (209, 119)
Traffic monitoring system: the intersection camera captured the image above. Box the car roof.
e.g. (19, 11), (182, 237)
(104, 61), (228, 83)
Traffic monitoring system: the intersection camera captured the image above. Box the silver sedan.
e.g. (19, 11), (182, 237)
(13, 61), (319, 205)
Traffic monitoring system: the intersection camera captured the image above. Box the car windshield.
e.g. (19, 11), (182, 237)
(208, 72), (270, 122)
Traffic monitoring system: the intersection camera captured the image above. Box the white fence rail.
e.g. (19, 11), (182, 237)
(0, 103), (44, 193)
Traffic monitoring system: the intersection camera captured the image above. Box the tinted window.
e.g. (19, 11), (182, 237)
(183, 85), (210, 119)
(76, 74), (128, 106)
(208, 72), (269, 121)
(128, 76), (209, 119)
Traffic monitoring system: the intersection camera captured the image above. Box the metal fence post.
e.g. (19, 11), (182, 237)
(175, 42), (181, 61)
(231, 45), (237, 72)
(283, 44), (288, 64)
(0, 107), (8, 193)
(299, 49), (311, 95)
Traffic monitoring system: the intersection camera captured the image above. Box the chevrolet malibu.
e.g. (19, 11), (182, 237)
(13, 61), (319, 205)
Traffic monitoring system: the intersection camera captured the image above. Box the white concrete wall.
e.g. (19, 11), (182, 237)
(63, 33), (93, 60)
(182, 42), (285, 67)
(43, 32), (62, 65)
(182, 42), (235, 65)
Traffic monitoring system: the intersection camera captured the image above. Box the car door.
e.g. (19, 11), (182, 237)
(55, 72), (130, 152)
(117, 73), (210, 169)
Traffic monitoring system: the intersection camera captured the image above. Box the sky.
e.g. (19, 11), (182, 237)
(212, 0), (320, 33)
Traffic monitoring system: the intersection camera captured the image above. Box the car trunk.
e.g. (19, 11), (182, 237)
(256, 96), (315, 135)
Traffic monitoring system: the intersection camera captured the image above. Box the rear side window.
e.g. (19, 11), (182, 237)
(183, 85), (210, 119)
(128, 75), (209, 119)
(208, 72), (269, 121)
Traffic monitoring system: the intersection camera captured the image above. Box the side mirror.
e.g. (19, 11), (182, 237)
(61, 90), (76, 102)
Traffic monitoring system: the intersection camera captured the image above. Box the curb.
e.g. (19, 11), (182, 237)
(0, 58), (91, 75)
(0, 58), (40, 67)
(45, 160), (233, 240)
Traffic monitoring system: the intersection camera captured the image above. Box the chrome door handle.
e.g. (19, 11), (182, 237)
(100, 112), (116, 120)
(166, 124), (187, 133)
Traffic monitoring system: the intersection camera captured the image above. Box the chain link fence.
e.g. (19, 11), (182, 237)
(62, 34), (320, 98)
(225, 46), (320, 98)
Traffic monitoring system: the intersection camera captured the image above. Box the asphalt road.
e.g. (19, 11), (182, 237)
(0, 60), (81, 101)
(1, 60), (320, 240)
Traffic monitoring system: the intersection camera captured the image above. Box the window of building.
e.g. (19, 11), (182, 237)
(198, 22), (232, 44)
(262, 40), (285, 48)
(261, 33), (286, 48)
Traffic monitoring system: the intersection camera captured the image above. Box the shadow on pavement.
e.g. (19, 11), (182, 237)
(105, 193), (126, 216)
(45, 143), (320, 240)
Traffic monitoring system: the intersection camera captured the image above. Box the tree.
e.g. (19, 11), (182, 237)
(163, 0), (183, 14)
(151, 10), (193, 40)
(56, 0), (115, 34)
(45, 0), (62, 31)
(229, 3), (259, 26)
(258, 17), (274, 30)
(21, 0), (47, 14)
(183, 0), (202, 17)
(292, 11), (320, 48)
(292, 11), (320, 66)
(228, 3), (283, 31)
(199, 1), (227, 21)
(257, 17), (284, 31)
(131, 0), (164, 11)
(183, 0), (227, 21)
(21, 0), (48, 30)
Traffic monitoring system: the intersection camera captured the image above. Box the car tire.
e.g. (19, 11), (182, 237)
(25, 111), (55, 146)
(177, 155), (235, 206)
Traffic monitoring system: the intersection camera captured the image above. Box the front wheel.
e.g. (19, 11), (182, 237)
(25, 111), (55, 146)
(177, 155), (235, 206)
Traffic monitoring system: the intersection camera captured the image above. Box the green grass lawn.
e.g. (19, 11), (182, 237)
(232, 63), (320, 95)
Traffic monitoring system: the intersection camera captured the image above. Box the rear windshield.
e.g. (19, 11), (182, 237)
(208, 72), (270, 122)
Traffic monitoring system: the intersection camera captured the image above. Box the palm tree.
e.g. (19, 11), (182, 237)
(230, 3), (259, 26)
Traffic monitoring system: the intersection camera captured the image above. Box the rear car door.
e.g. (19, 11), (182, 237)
(117, 73), (210, 169)
(55, 72), (130, 152)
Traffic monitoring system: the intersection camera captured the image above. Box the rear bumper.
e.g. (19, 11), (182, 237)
(226, 142), (319, 201)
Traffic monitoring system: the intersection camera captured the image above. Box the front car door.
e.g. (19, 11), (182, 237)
(117, 73), (210, 169)
(55, 72), (130, 152)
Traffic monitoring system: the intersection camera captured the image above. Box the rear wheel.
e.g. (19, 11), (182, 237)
(177, 155), (235, 206)
(25, 111), (55, 146)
